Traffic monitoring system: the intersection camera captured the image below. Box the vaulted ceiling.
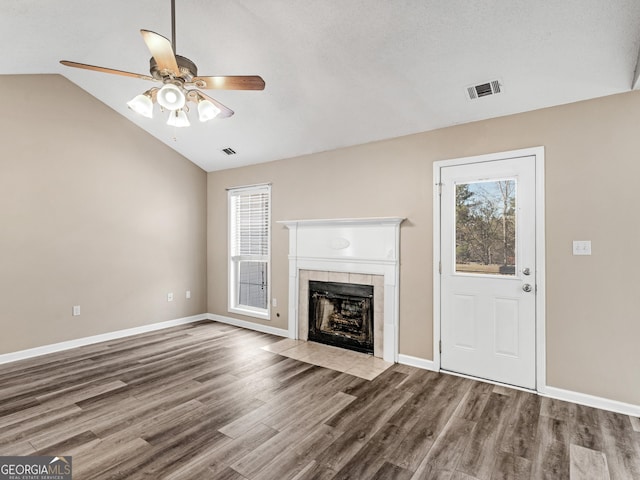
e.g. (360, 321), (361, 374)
(3, 1), (640, 171)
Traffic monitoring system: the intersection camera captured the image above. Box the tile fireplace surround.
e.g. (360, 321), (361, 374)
(278, 217), (404, 363)
(300, 270), (384, 357)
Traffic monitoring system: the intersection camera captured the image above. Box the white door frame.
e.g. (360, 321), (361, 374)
(433, 146), (546, 391)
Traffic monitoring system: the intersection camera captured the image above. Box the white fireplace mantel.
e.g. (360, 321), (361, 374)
(278, 217), (405, 362)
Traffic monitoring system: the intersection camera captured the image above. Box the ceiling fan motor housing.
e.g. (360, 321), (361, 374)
(150, 55), (198, 82)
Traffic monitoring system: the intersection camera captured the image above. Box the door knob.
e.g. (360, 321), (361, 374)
(522, 283), (532, 292)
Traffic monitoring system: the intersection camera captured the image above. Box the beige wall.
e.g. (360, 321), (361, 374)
(0, 75), (207, 354)
(208, 89), (640, 406)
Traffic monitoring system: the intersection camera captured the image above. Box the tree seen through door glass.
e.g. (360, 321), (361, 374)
(456, 180), (516, 275)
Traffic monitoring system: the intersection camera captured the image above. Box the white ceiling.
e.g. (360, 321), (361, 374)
(2, 1), (640, 172)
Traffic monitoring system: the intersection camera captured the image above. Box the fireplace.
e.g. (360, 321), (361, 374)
(308, 281), (374, 354)
(278, 217), (404, 362)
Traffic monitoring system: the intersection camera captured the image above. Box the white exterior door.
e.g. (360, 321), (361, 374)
(439, 155), (537, 389)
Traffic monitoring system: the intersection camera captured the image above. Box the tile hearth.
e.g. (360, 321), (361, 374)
(262, 338), (392, 380)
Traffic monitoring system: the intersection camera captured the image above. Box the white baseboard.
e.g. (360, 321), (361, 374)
(398, 354), (437, 372)
(0, 314), (208, 366)
(541, 386), (640, 418)
(207, 313), (289, 338)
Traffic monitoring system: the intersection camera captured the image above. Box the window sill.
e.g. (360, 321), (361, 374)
(228, 306), (270, 321)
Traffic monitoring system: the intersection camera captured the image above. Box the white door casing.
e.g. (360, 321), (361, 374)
(434, 148), (546, 391)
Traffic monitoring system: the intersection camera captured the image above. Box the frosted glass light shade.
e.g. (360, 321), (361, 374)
(197, 99), (221, 122)
(157, 84), (186, 111)
(127, 94), (153, 118)
(167, 109), (190, 127)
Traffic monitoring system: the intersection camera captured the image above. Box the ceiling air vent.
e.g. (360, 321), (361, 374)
(466, 80), (502, 100)
(222, 147), (237, 155)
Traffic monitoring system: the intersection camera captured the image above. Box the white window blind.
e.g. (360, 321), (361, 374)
(228, 185), (271, 318)
(231, 190), (270, 257)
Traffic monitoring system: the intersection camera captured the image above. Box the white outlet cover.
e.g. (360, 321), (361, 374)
(186, 290), (191, 299)
(167, 293), (174, 301)
(573, 240), (592, 255)
(72, 305), (81, 316)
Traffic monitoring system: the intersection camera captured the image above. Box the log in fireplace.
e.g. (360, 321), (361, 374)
(308, 280), (374, 354)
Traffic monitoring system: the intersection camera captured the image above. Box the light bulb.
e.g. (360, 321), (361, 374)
(165, 91), (177, 103)
(157, 84), (186, 111)
(167, 109), (190, 128)
(127, 93), (153, 118)
(197, 99), (221, 122)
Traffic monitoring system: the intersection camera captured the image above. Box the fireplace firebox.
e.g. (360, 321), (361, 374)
(308, 280), (374, 354)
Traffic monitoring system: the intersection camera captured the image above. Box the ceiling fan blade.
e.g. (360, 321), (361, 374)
(192, 75), (266, 90)
(60, 61), (155, 81)
(140, 29), (181, 76)
(188, 90), (234, 118)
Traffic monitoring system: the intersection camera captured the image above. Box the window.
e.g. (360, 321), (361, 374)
(455, 179), (516, 276)
(228, 184), (271, 319)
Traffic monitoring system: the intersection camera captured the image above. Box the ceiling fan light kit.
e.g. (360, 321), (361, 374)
(61, 0), (264, 129)
(156, 83), (186, 111)
(167, 109), (191, 128)
(198, 99), (221, 122)
(126, 91), (155, 118)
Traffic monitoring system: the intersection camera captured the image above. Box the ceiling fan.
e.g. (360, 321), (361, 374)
(60, 0), (265, 127)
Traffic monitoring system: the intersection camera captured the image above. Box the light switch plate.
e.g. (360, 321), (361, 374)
(573, 240), (592, 255)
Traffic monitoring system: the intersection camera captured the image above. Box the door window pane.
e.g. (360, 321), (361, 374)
(456, 180), (516, 275)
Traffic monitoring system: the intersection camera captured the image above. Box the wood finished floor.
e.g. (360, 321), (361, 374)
(0, 321), (639, 480)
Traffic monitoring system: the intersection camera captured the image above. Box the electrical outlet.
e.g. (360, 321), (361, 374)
(272, 298), (277, 307)
(72, 305), (81, 316)
(167, 292), (174, 302)
(186, 290), (191, 299)
(573, 240), (592, 256)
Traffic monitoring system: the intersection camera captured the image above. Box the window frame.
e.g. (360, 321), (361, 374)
(227, 184), (271, 320)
